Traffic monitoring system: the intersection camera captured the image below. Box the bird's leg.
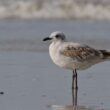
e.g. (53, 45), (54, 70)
(74, 69), (78, 89)
(72, 69), (78, 106)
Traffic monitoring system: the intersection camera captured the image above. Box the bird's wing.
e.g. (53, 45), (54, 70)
(60, 43), (103, 61)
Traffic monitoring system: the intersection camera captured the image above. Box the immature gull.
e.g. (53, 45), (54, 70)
(43, 31), (110, 105)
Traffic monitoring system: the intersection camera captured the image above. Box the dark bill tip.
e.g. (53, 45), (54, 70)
(43, 37), (52, 41)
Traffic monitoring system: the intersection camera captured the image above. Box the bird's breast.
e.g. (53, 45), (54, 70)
(49, 43), (67, 68)
(49, 44), (75, 69)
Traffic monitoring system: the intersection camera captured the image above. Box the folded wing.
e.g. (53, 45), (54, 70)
(60, 43), (103, 61)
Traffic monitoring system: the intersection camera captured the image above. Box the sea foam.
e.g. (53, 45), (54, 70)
(0, 0), (110, 20)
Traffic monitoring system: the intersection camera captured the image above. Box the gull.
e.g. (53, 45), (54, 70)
(43, 31), (110, 105)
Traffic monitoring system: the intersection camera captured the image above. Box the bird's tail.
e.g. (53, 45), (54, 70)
(100, 50), (110, 59)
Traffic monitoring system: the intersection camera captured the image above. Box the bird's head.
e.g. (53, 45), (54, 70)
(43, 31), (66, 42)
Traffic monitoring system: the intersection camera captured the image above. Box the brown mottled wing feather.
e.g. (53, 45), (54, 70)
(60, 44), (102, 61)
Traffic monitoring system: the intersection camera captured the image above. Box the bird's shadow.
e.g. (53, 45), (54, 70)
(51, 105), (104, 110)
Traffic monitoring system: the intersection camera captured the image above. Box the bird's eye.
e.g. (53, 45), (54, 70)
(56, 34), (60, 38)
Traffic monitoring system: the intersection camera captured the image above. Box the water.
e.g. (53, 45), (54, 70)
(0, 51), (110, 110)
(0, 20), (110, 51)
(0, 19), (110, 110)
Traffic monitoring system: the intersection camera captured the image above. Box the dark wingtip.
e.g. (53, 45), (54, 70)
(100, 50), (110, 59)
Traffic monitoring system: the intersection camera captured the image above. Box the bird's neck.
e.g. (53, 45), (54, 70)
(49, 40), (64, 52)
(52, 39), (66, 45)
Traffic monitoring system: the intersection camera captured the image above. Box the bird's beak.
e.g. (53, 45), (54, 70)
(43, 37), (52, 41)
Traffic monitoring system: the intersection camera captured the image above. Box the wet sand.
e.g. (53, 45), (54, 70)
(0, 19), (109, 110)
(0, 51), (109, 110)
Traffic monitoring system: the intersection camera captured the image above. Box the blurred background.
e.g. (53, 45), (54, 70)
(0, 0), (109, 110)
(0, 0), (109, 51)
